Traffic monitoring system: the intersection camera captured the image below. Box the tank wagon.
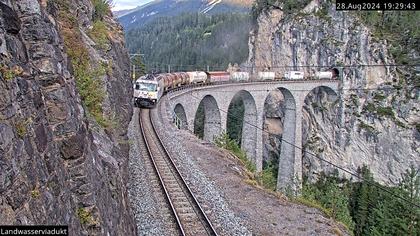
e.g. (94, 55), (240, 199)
(187, 71), (207, 84)
(133, 68), (339, 108)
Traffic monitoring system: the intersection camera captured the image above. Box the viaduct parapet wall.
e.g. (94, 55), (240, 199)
(166, 80), (339, 191)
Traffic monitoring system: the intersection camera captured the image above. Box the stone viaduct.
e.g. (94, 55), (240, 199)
(166, 80), (339, 191)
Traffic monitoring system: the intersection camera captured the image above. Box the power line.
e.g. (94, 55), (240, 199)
(171, 91), (420, 209)
(241, 64), (420, 68)
(171, 109), (401, 213)
(144, 62), (419, 69)
(169, 80), (411, 124)
(187, 86), (417, 93)
(170, 110), (418, 220)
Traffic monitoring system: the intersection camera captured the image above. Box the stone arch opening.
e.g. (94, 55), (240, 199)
(226, 90), (258, 162)
(174, 103), (188, 129)
(263, 87), (297, 191)
(194, 95), (222, 141)
(302, 86), (339, 181)
(226, 97), (244, 144)
(331, 68), (340, 79)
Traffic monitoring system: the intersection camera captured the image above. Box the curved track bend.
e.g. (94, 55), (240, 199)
(139, 108), (218, 236)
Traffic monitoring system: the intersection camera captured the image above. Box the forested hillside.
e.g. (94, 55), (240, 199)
(125, 13), (251, 72)
(118, 0), (253, 30)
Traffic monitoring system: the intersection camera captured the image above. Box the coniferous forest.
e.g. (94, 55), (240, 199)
(125, 13), (251, 72)
(301, 166), (420, 235)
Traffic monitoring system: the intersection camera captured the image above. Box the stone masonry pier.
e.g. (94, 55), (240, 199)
(166, 80), (339, 191)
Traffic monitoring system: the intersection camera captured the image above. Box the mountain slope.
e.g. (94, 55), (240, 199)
(113, 8), (137, 18)
(118, 0), (253, 30)
(126, 12), (251, 71)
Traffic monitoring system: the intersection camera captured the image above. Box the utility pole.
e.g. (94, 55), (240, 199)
(168, 64), (171, 73)
(129, 53), (144, 80)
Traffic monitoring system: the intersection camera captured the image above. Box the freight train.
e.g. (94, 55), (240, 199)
(133, 69), (338, 107)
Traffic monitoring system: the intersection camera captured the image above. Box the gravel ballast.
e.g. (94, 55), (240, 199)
(127, 87), (349, 235)
(128, 109), (178, 235)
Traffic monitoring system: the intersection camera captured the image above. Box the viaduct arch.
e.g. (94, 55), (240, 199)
(168, 80), (339, 191)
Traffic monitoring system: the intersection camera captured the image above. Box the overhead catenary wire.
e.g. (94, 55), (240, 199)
(182, 86), (417, 93)
(171, 113), (395, 213)
(168, 80), (413, 120)
(141, 61), (420, 68)
(170, 80), (415, 116)
(171, 91), (420, 209)
(143, 63), (420, 72)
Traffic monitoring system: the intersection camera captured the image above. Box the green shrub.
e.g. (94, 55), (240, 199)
(376, 106), (394, 117)
(74, 62), (108, 127)
(314, 5), (331, 23)
(0, 64), (23, 80)
(294, 197), (332, 217)
(251, 0), (312, 20)
(256, 165), (277, 191)
(373, 93), (386, 101)
(363, 103), (395, 118)
(227, 97), (244, 145)
(300, 173), (355, 231)
(358, 121), (376, 134)
(214, 132), (256, 172)
(363, 102), (376, 113)
(88, 20), (109, 50)
(58, 5), (110, 127)
(92, 0), (112, 21)
(31, 189), (40, 198)
(194, 104), (205, 139)
(77, 208), (94, 225)
(15, 121), (27, 138)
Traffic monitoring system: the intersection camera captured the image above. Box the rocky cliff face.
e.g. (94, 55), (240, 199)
(0, 0), (135, 234)
(249, 0), (419, 184)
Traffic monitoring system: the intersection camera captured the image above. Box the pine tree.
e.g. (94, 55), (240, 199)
(125, 12), (251, 71)
(350, 166), (377, 236)
(131, 54), (147, 79)
(398, 166), (420, 236)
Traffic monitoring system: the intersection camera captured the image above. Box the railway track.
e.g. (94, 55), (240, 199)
(139, 108), (218, 236)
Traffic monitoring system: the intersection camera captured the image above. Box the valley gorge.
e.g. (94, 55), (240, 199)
(0, 0), (418, 235)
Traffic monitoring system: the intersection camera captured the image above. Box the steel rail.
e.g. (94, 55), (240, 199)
(141, 108), (218, 236)
(149, 109), (218, 236)
(139, 109), (185, 236)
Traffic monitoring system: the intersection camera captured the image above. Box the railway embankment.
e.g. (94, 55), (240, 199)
(125, 91), (350, 235)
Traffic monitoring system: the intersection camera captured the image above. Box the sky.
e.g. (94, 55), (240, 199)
(112, 0), (154, 11)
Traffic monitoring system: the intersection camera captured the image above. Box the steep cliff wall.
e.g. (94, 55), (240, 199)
(0, 0), (135, 234)
(249, 0), (419, 184)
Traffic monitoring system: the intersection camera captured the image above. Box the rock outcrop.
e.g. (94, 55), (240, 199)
(250, 0), (419, 184)
(0, 0), (135, 234)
